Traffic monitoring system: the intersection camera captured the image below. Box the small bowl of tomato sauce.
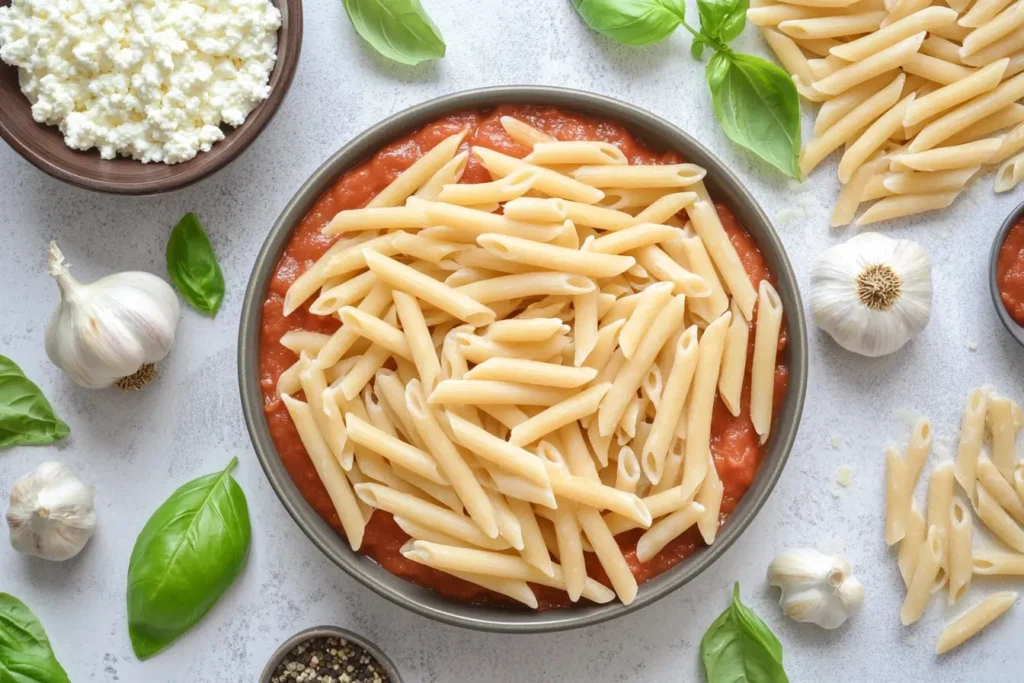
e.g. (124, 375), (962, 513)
(991, 203), (1024, 348)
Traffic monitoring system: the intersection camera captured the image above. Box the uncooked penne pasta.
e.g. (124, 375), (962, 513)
(525, 140), (628, 166)
(368, 131), (467, 208)
(910, 72), (1024, 151)
(830, 6), (958, 62)
(987, 396), (1023, 478)
(474, 146), (605, 204)
(947, 500), (973, 605)
(636, 502), (704, 563)
(926, 462), (955, 591)
(778, 10), (887, 39)
(761, 27), (815, 84)
(681, 312), (732, 499)
(839, 93), (916, 183)
(811, 33), (924, 97)
(686, 198), (758, 320)
(886, 447), (909, 545)
(750, 281), (783, 443)
(972, 484), (1024, 553)
(641, 327), (699, 484)
(572, 164), (706, 189)
(976, 457), (1024, 523)
(936, 592), (1017, 655)
(898, 504), (926, 587)
(855, 190), (960, 225)
(960, 1), (1024, 58)
(500, 115), (555, 148)
(902, 525), (944, 624)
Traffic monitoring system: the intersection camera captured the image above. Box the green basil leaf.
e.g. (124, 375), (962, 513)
(697, 0), (749, 44)
(343, 0), (446, 65)
(166, 213), (225, 317)
(571, 0), (687, 45)
(0, 593), (70, 683)
(701, 583), (789, 683)
(706, 51), (802, 179)
(0, 356), (69, 448)
(127, 457), (251, 660)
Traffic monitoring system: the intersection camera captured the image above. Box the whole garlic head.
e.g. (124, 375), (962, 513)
(767, 549), (864, 629)
(45, 241), (180, 389)
(7, 461), (97, 561)
(810, 232), (931, 357)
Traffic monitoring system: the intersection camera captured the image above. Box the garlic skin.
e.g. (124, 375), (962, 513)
(6, 462), (97, 561)
(45, 241), (180, 388)
(767, 549), (864, 629)
(810, 232), (931, 357)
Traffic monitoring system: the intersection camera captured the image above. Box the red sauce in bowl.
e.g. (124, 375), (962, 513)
(258, 105), (789, 610)
(997, 218), (1024, 327)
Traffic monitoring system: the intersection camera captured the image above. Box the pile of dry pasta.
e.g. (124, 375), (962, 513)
(886, 387), (1023, 654)
(273, 117), (785, 607)
(751, 0), (1024, 225)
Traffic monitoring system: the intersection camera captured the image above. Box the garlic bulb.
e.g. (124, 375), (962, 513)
(810, 232), (931, 357)
(767, 549), (864, 629)
(6, 462), (97, 561)
(45, 241), (180, 389)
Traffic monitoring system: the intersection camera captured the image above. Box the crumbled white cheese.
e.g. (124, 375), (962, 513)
(836, 465), (853, 487)
(0, 0), (281, 164)
(830, 434), (841, 449)
(967, 341), (979, 351)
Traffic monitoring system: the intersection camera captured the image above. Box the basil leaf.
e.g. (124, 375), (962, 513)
(166, 213), (225, 316)
(698, 0), (749, 44)
(343, 0), (446, 65)
(0, 356), (69, 448)
(127, 457), (251, 660)
(701, 583), (789, 683)
(691, 32), (708, 60)
(706, 51), (802, 179)
(571, 0), (687, 46)
(0, 593), (70, 683)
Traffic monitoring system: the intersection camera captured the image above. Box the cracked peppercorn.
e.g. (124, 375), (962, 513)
(270, 635), (391, 683)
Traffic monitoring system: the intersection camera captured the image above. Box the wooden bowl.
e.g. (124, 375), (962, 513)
(0, 0), (302, 195)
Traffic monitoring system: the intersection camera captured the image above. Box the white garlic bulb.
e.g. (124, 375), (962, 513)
(6, 462), (97, 561)
(767, 549), (864, 629)
(45, 241), (180, 389)
(810, 232), (931, 357)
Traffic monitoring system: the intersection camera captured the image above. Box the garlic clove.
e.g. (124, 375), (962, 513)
(768, 549), (864, 629)
(45, 241), (179, 389)
(7, 461), (97, 561)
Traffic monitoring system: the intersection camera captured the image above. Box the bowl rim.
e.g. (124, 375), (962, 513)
(990, 200), (1024, 349)
(0, 0), (302, 196)
(258, 625), (404, 683)
(238, 85), (808, 633)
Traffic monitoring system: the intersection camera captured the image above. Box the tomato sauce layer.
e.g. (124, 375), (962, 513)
(258, 105), (789, 610)
(998, 219), (1024, 327)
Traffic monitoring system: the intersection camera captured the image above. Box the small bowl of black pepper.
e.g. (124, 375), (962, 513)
(260, 626), (402, 683)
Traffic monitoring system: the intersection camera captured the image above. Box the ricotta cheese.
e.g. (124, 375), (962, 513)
(0, 0), (281, 164)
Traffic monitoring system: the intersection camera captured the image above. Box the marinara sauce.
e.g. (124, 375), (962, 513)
(997, 218), (1024, 327)
(258, 105), (789, 610)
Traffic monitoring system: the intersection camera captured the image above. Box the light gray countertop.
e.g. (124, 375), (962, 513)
(1, 1), (1022, 681)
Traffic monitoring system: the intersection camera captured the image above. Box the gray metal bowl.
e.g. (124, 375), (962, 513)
(259, 626), (403, 683)
(239, 86), (808, 633)
(990, 201), (1024, 349)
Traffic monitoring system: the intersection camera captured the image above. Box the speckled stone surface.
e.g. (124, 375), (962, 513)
(2, 1), (1023, 681)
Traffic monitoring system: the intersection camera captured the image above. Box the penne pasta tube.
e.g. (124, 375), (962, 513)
(831, 153), (890, 227)
(508, 383), (611, 446)
(812, 33), (924, 96)
(506, 497), (554, 577)
(947, 500), (973, 605)
(802, 73), (907, 175)
(500, 116), (555, 147)
(717, 301), (749, 416)
(405, 380), (498, 539)
(898, 504), (926, 587)
(310, 270), (378, 317)
(391, 232), (467, 267)
(464, 358), (597, 388)
(855, 190), (960, 225)
(603, 484), (695, 535)
(279, 330), (330, 356)
(598, 294), (687, 436)
(476, 233), (635, 278)
(780, 0), (865, 6)
(748, 4), (832, 26)
(902, 525), (945, 624)
(338, 306), (412, 360)
(619, 282), (674, 359)
(963, 25), (1024, 65)
(995, 150), (1024, 192)
(455, 332), (570, 365)
(681, 312), (732, 499)
(972, 484), (1024, 553)
(636, 502), (705, 563)
(685, 198), (758, 320)
(284, 232), (377, 316)
(904, 59), (1009, 127)
(484, 488), (524, 550)
(572, 163), (706, 189)
(323, 206), (429, 236)
(597, 187), (676, 210)
(882, 166), (978, 195)
(973, 550), (1024, 575)
(525, 140), (628, 166)
(976, 457), (1024, 523)
(815, 72), (900, 137)
(936, 592), (1017, 655)
(778, 10), (887, 39)
(987, 396), (1023, 479)
(761, 27), (814, 84)
(363, 250), (495, 326)
(615, 446), (641, 494)
(282, 394), (365, 550)
(578, 506), (639, 604)
(902, 53), (976, 86)
(910, 72), (1024, 151)
(473, 146), (605, 204)
(413, 151), (469, 201)
(392, 290), (441, 393)
(456, 271), (595, 304)
(429, 379), (576, 406)
(831, 7), (958, 62)
(751, 281), (783, 443)
(839, 93), (916, 183)
(926, 462), (955, 591)
(886, 447), (909, 545)
(920, 34), (965, 64)
(961, 0), (1016, 26)
(368, 131), (466, 208)
(631, 192), (697, 225)
(666, 229), (729, 323)
(344, 412), (448, 485)
(961, 1), (1024, 58)
(485, 317), (565, 344)
(416, 198), (564, 243)
(642, 327), (699, 484)
(588, 223), (679, 255)
(631, 244), (710, 297)
(438, 168), (537, 205)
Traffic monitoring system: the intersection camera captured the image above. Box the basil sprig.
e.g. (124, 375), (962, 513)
(0, 355), (69, 448)
(701, 583), (790, 683)
(0, 593), (70, 683)
(343, 0), (446, 65)
(166, 213), (225, 317)
(571, 0), (802, 179)
(127, 457), (251, 660)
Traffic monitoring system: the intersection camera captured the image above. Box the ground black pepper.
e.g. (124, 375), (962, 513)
(270, 635), (391, 683)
